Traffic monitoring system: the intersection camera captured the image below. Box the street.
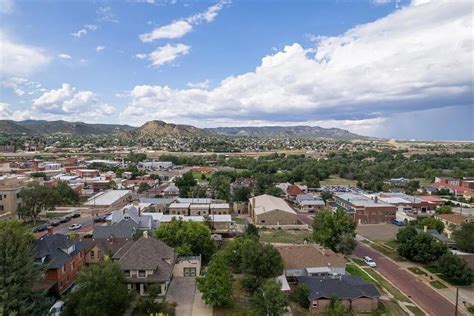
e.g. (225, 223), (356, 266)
(34, 211), (103, 238)
(354, 243), (463, 316)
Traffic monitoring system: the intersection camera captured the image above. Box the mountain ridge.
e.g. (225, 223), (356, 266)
(0, 119), (369, 140)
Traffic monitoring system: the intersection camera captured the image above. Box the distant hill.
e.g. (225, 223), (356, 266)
(121, 120), (210, 139)
(206, 125), (368, 140)
(0, 120), (134, 135)
(0, 119), (369, 140)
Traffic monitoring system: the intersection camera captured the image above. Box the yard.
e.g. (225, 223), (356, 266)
(192, 172), (211, 180)
(320, 175), (358, 186)
(259, 229), (312, 244)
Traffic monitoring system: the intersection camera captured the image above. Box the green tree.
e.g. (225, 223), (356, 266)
(137, 182), (151, 193)
(209, 174), (232, 201)
(245, 223), (260, 239)
(417, 217), (444, 233)
(265, 186), (284, 197)
(290, 284), (310, 308)
(189, 185), (207, 198)
(322, 297), (351, 316)
(397, 228), (447, 263)
(0, 221), (50, 315)
(251, 279), (288, 316)
(438, 252), (474, 285)
(320, 191), (333, 203)
(175, 172), (197, 198)
(126, 152), (147, 163)
(197, 254), (233, 307)
(241, 242), (283, 280)
(221, 237), (258, 273)
(453, 222), (474, 253)
(18, 182), (58, 225)
(312, 209), (357, 254)
(234, 186), (252, 202)
(63, 259), (131, 316)
(436, 205), (452, 214)
(154, 219), (216, 262)
(54, 181), (80, 205)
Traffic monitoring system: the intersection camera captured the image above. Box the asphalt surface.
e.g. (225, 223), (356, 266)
(354, 243), (463, 316)
(34, 211), (104, 238)
(166, 277), (196, 316)
(297, 213), (314, 226)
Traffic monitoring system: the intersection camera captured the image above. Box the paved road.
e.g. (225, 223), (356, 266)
(34, 211), (103, 238)
(354, 243), (463, 316)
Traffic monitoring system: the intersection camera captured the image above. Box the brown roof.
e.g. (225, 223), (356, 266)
(274, 244), (347, 270)
(113, 236), (176, 282)
(287, 185), (304, 196)
(436, 213), (473, 226)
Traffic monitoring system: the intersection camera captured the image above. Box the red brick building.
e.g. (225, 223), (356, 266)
(33, 234), (93, 295)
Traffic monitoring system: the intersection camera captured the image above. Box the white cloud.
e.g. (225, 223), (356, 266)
(0, 30), (51, 77)
(140, 20), (192, 42)
(96, 45), (105, 52)
(97, 6), (118, 23)
(31, 83), (116, 118)
(71, 29), (87, 38)
(139, 43), (190, 67)
(1, 77), (43, 96)
(85, 24), (98, 31)
(0, 102), (31, 120)
(123, 1), (473, 131)
(0, 0), (14, 14)
(139, 0), (228, 42)
(57, 53), (72, 59)
(71, 24), (98, 38)
(187, 79), (210, 89)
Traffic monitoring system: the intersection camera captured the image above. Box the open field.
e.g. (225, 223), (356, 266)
(320, 175), (358, 186)
(356, 224), (400, 241)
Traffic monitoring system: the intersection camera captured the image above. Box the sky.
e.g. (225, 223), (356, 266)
(0, 0), (473, 140)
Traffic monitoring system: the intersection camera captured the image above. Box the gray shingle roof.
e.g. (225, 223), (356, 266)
(297, 275), (380, 300)
(93, 219), (139, 239)
(113, 236), (176, 283)
(33, 234), (92, 269)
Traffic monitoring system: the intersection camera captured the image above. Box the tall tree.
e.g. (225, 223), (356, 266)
(241, 242), (283, 280)
(63, 259), (132, 316)
(197, 254), (233, 307)
(209, 174), (232, 201)
(233, 186), (252, 202)
(438, 252), (474, 285)
(175, 172), (197, 198)
(312, 209), (357, 254)
(0, 221), (50, 315)
(18, 182), (58, 225)
(251, 279), (288, 316)
(154, 219), (216, 262)
(416, 217), (444, 233)
(453, 222), (474, 253)
(397, 229), (447, 263)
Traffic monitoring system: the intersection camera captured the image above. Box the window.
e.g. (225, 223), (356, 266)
(90, 250), (95, 259)
(125, 270), (130, 277)
(70, 261), (74, 270)
(62, 265), (65, 273)
(138, 270), (146, 278)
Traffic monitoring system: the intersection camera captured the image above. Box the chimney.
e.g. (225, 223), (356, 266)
(423, 225), (427, 233)
(143, 231), (149, 239)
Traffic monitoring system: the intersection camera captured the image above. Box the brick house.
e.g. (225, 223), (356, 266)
(33, 234), (93, 295)
(334, 193), (396, 224)
(296, 275), (380, 313)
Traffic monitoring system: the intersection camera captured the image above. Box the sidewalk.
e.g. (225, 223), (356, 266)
(192, 288), (213, 316)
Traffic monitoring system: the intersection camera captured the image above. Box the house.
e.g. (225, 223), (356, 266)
(190, 204), (210, 216)
(248, 194), (298, 226)
(108, 204), (154, 230)
(231, 178), (256, 193)
(86, 236), (130, 265)
(210, 203), (230, 215)
(274, 244), (347, 277)
(334, 193), (396, 224)
(287, 185), (304, 200)
(33, 234), (93, 295)
(113, 233), (176, 295)
(296, 275), (380, 313)
(84, 190), (132, 210)
(435, 213), (474, 238)
(172, 256), (202, 277)
(94, 219), (139, 239)
(416, 227), (455, 246)
(169, 202), (190, 215)
(295, 194), (325, 212)
(163, 184), (180, 197)
(140, 197), (175, 213)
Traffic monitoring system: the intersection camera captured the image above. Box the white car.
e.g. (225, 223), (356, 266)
(49, 301), (64, 316)
(364, 256), (377, 267)
(68, 223), (82, 231)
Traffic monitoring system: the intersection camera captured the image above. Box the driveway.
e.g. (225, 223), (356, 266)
(354, 243), (464, 316)
(166, 277), (196, 316)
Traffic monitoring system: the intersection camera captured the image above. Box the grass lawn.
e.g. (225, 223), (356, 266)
(408, 267), (428, 276)
(425, 266), (441, 274)
(362, 267), (410, 303)
(259, 229), (312, 244)
(430, 280), (448, 289)
(320, 175), (358, 186)
(371, 242), (406, 262)
(192, 172), (211, 180)
(406, 305), (426, 316)
(347, 263), (379, 285)
(384, 239), (398, 249)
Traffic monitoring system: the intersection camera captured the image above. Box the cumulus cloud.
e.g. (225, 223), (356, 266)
(123, 1), (473, 133)
(96, 45), (105, 52)
(0, 102), (31, 120)
(139, 0), (228, 42)
(139, 43), (190, 67)
(187, 79), (210, 89)
(32, 83), (116, 117)
(57, 53), (72, 59)
(1, 77), (43, 96)
(0, 31), (51, 77)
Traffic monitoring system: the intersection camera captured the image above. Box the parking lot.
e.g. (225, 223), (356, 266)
(356, 223), (401, 241)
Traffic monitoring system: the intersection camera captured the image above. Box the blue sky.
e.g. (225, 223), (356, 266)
(0, 0), (473, 140)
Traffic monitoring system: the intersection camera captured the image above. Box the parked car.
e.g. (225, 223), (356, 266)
(391, 219), (405, 226)
(364, 256), (377, 268)
(72, 213), (81, 218)
(94, 215), (107, 223)
(69, 223), (82, 231)
(50, 220), (60, 227)
(49, 301), (64, 316)
(33, 224), (49, 233)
